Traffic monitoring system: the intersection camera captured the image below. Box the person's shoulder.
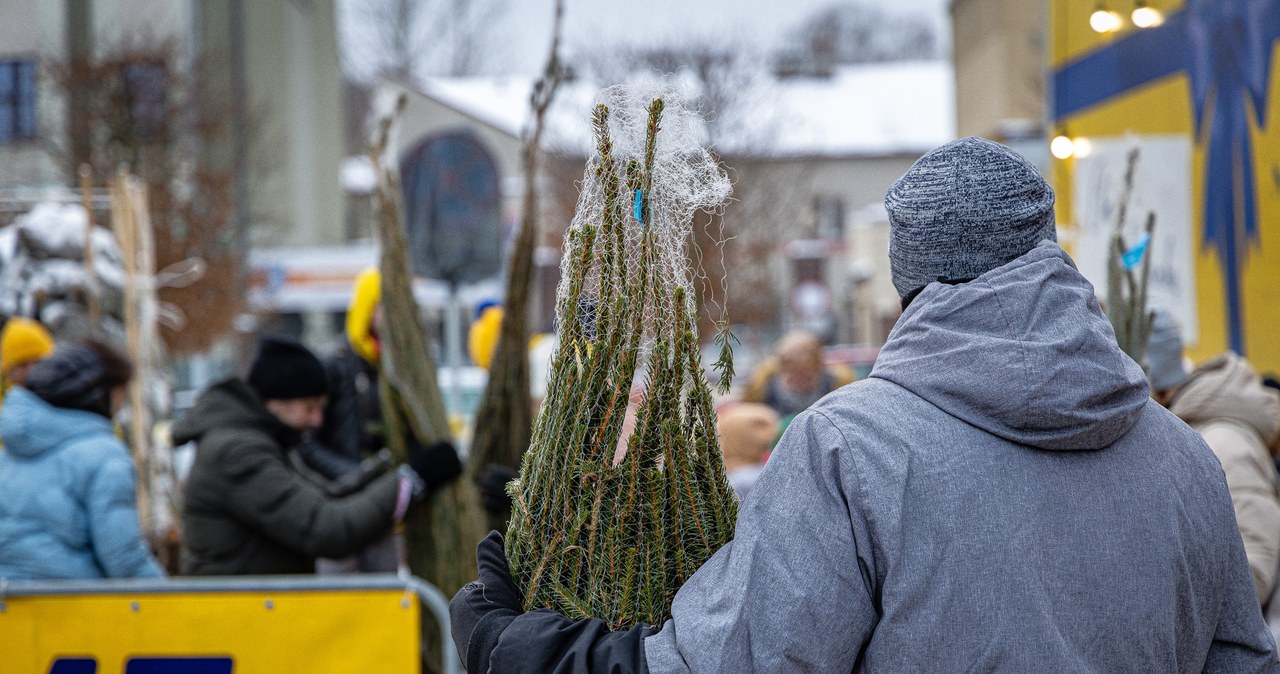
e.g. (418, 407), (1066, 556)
(807, 376), (923, 428)
(61, 423), (129, 461)
(1126, 399), (1229, 477)
(196, 423), (283, 468)
(784, 378), (924, 456)
(57, 430), (135, 492)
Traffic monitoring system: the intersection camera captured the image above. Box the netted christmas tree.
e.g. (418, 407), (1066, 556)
(505, 86), (738, 630)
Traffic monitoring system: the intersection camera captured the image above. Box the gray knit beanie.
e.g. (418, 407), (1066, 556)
(1146, 307), (1190, 392)
(885, 136), (1057, 298)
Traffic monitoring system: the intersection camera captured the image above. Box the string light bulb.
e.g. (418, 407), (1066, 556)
(1072, 137), (1094, 158)
(1050, 134), (1076, 160)
(1132, 1), (1164, 28)
(1090, 3), (1123, 33)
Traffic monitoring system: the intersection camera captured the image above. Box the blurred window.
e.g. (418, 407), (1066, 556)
(0, 59), (37, 144)
(122, 60), (168, 140)
(815, 195), (845, 240)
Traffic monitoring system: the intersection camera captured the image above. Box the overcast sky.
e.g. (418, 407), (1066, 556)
(504, 0), (949, 73)
(341, 0), (951, 79)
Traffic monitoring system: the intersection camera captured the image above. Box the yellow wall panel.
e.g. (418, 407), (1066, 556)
(0, 588), (421, 674)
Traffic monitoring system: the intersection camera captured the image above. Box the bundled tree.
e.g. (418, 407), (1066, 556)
(369, 92), (487, 673)
(468, 0), (565, 530)
(505, 87), (737, 629)
(1104, 148), (1157, 366)
(585, 40), (782, 155)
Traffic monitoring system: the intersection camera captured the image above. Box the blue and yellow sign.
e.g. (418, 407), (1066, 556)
(1051, 0), (1280, 371)
(0, 583), (423, 674)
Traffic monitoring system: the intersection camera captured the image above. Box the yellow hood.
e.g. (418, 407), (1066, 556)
(347, 268), (381, 364)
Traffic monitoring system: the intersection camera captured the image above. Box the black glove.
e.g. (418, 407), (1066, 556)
(477, 464), (517, 515)
(406, 438), (462, 491)
(450, 531), (523, 673)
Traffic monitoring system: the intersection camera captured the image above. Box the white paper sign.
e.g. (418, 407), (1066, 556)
(1070, 135), (1198, 344)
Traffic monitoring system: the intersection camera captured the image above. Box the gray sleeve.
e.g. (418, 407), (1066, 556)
(645, 410), (878, 673)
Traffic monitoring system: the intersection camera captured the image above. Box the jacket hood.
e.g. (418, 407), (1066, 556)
(171, 377), (298, 447)
(1169, 352), (1280, 446)
(0, 386), (114, 458)
(346, 268), (381, 365)
(871, 241), (1149, 450)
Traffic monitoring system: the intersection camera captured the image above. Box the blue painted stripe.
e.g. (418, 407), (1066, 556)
(49, 659), (97, 674)
(1052, 10), (1191, 121)
(124, 658), (234, 674)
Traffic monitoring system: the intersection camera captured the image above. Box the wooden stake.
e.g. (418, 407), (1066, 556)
(79, 164), (100, 327)
(110, 169), (153, 540)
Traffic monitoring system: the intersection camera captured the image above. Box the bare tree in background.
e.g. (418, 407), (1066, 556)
(47, 36), (257, 354)
(720, 162), (817, 329)
(584, 40), (783, 155)
(339, 0), (511, 81)
(777, 1), (940, 75)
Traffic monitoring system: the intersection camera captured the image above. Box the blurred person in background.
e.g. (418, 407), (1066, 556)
(741, 330), (853, 419)
(294, 270), (514, 571)
(0, 339), (163, 579)
(0, 316), (55, 392)
(293, 269), (400, 573)
(295, 269), (513, 541)
(1148, 308), (1280, 605)
(296, 269), (387, 485)
(716, 403), (780, 500)
(1266, 376), (1280, 461)
(177, 334), (462, 575)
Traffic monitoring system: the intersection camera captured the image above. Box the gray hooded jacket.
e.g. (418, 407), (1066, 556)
(644, 242), (1277, 672)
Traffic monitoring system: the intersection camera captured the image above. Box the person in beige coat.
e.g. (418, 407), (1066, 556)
(1148, 309), (1280, 604)
(741, 330), (854, 418)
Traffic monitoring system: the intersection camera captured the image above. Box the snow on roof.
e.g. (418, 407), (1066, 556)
(768, 61), (955, 157)
(418, 60), (954, 158)
(418, 75), (600, 154)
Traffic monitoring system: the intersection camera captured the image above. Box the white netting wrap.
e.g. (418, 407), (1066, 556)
(556, 84), (732, 358)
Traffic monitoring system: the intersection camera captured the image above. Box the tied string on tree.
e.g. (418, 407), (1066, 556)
(504, 86), (738, 630)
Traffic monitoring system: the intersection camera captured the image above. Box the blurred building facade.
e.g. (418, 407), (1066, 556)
(950, 0), (1045, 138)
(953, 0), (1280, 374)
(1047, 0), (1280, 374)
(0, 0), (346, 247)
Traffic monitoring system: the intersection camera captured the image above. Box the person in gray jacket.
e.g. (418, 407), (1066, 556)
(449, 137), (1278, 673)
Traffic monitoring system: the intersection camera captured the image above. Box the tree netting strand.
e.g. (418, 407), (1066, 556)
(505, 87), (737, 630)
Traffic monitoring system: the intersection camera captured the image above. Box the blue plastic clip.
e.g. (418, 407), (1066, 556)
(1122, 232), (1151, 271)
(633, 189), (644, 223)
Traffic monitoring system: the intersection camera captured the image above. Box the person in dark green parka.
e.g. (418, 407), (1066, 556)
(177, 335), (460, 575)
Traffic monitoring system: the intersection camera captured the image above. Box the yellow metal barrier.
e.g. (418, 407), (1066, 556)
(0, 575), (459, 674)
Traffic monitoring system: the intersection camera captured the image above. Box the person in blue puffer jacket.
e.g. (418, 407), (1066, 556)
(0, 339), (163, 580)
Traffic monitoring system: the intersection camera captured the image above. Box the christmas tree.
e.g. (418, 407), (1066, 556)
(505, 87), (737, 629)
